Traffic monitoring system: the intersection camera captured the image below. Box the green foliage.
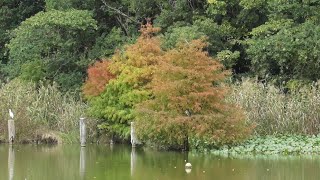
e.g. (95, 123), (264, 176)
(45, 0), (74, 10)
(207, 0), (229, 15)
(155, 0), (204, 31)
(266, 0), (320, 22)
(0, 0), (45, 79)
(162, 17), (240, 69)
(7, 9), (97, 91)
(242, 1), (320, 83)
(162, 26), (206, 50)
(88, 28), (126, 59)
(247, 20), (320, 82)
(162, 18), (235, 48)
(45, 0), (93, 10)
(217, 50), (240, 69)
(20, 60), (46, 82)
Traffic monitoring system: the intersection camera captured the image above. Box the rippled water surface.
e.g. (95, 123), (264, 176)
(0, 144), (319, 180)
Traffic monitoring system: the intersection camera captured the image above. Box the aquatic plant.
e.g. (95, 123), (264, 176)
(206, 135), (320, 155)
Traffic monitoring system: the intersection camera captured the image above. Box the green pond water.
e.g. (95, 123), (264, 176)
(0, 144), (320, 180)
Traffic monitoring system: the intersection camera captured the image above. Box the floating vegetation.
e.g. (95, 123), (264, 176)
(208, 135), (320, 155)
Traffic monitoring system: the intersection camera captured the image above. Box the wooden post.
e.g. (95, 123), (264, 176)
(80, 117), (86, 147)
(8, 146), (14, 180)
(79, 147), (86, 180)
(8, 119), (15, 145)
(131, 122), (137, 147)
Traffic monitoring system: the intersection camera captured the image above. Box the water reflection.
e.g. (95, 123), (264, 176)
(79, 147), (86, 180)
(8, 146), (14, 180)
(131, 148), (137, 177)
(183, 153), (192, 174)
(1, 145), (320, 180)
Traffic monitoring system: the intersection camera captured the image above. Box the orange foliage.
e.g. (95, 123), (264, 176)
(82, 60), (115, 98)
(135, 39), (252, 147)
(139, 21), (161, 38)
(152, 39), (229, 114)
(108, 22), (163, 86)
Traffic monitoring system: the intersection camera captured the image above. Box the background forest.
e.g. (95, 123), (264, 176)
(1, 0), (320, 151)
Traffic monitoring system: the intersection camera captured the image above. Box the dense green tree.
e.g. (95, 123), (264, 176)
(0, 0), (45, 80)
(45, 0), (94, 10)
(247, 19), (320, 84)
(7, 9), (97, 91)
(245, 0), (320, 85)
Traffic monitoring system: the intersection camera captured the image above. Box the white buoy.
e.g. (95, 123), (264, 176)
(185, 162), (192, 174)
(185, 162), (192, 168)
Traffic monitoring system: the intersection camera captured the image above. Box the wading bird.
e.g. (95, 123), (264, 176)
(9, 109), (14, 119)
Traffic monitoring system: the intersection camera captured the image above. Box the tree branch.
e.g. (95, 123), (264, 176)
(101, 0), (139, 24)
(115, 15), (129, 36)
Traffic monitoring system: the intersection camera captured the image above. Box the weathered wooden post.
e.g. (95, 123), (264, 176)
(80, 117), (86, 147)
(131, 122), (140, 147)
(79, 147), (86, 180)
(8, 119), (15, 145)
(8, 109), (15, 145)
(8, 146), (15, 180)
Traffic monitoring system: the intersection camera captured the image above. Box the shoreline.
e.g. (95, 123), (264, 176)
(2, 134), (320, 156)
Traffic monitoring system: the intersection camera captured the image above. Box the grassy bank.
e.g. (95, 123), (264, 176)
(0, 79), (96, 143)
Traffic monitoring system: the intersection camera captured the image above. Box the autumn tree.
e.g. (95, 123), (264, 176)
(135, 39), (252, 150)
(84, 23), (163, 140)
(82, 60), (115, 98)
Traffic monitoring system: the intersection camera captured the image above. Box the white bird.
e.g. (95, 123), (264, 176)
(9, 109), (14, 119)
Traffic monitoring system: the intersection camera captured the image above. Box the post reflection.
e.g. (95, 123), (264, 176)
(131, 148), (137, 177)
(79, 147), (86, 180)
(8, 145), (14, 180)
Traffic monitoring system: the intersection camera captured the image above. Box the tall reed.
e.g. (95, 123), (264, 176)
(229, 79), (320, 135)
(0, 79), (96, 143)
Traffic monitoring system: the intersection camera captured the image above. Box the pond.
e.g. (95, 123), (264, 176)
(0, 144), (319, 180)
